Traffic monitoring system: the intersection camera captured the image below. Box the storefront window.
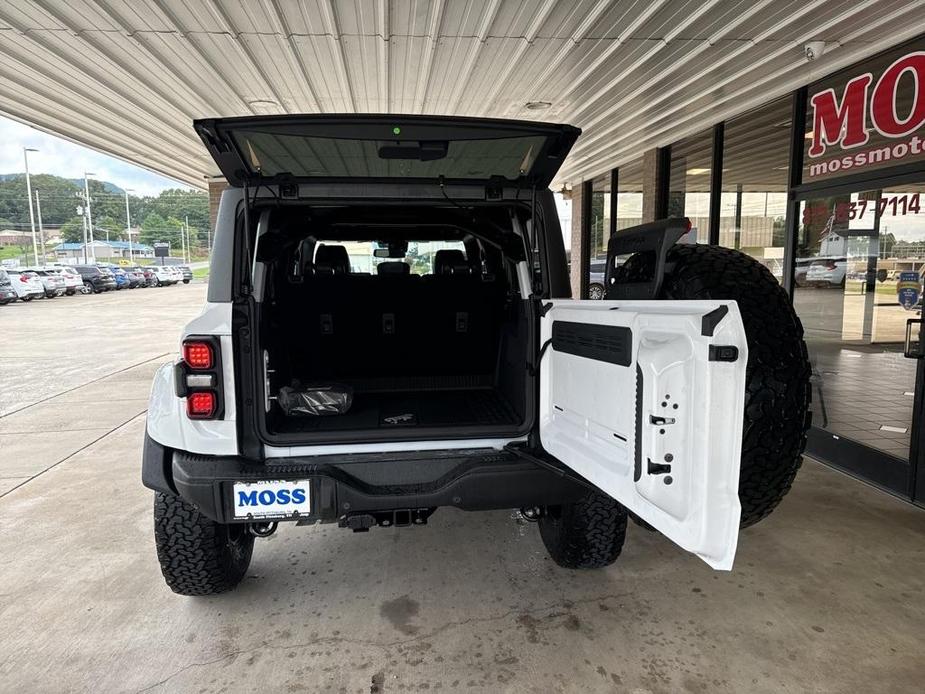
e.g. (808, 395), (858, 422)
(616, 159), (644, 232)
(590, 174), (611, 263)
(793, 183), (924, 462)
(719, 97), (791, 283)
(802, 38), (925, 185)
(668, 130), (713, 242)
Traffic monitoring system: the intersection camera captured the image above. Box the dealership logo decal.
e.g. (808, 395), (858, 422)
(237, 487), (307, 507)
(808, 51), (925, 177)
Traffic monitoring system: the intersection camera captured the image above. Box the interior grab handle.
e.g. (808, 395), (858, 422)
(905, 318), (923, 359)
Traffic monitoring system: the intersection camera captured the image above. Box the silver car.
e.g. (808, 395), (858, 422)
(27, 268), (67, 298)
(7, 270), (45, 301)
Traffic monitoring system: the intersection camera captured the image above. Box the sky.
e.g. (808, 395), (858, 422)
(0, 115), (192, 197)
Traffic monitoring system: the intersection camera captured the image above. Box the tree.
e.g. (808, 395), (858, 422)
(60, 216), (85, 243)
(139, 212), (183, 251)
(94, 215), (125, 242)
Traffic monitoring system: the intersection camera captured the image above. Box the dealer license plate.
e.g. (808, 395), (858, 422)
(232, 479), (312, 519)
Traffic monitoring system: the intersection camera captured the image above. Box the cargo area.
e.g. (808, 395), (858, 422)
(255, 204), (535, 443)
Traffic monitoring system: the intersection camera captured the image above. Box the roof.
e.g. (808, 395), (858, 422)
(0, 1), (922, 188)
(54, 241), (153, 251)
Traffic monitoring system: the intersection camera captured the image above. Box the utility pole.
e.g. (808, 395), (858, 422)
(179, 220), (186, 264)
(184, 215), (191, 263)
(35, 190), (45, 262)
(124, 188), (134, 261)
(83, 172), (95, 260)
(24, 147), (39, 265)
(80, 206), (88, 263)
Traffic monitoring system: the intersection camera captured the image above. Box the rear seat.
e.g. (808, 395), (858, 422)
(284, 244), (504, 385)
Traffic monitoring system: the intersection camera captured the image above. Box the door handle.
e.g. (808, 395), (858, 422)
(905, 318), (924, 359)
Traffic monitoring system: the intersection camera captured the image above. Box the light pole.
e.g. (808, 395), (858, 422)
(124, 188), (134, 261)
(35, 190), (46, 261)
(23, 147), (39, 265)
(83, 172), (95, 260)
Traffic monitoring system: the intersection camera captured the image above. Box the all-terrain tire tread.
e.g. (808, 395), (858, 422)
(153, 492), (254, 596)
(539, 491), (628, 569)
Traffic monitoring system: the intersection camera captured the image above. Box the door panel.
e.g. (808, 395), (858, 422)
(540, 300), (748, 569)
(794, 184), (925, 494)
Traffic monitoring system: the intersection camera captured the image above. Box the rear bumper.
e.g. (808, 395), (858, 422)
(142, 434), (586, 524)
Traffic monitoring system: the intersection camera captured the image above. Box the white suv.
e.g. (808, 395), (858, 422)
(143, 115), (811, 595)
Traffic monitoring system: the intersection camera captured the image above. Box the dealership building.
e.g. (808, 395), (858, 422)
(1, 3), (923, 503)
(569, 36), (925, 504)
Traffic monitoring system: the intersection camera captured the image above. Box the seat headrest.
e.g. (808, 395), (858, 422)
(433, 249), (469, 276)
(376, 261), (410, 275)
(314, 245), (349, 274)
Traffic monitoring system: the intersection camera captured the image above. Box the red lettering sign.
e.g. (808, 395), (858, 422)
(806, 48), (925, 178)
(808, 74), (872, 157)
(870, 52), (925, 137)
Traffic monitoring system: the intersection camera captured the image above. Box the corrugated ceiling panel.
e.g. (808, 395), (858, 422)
(0, 0), (923, 189)
(0, 0), (71, 30)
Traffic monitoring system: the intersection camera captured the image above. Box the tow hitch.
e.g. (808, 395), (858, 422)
(339, 508), (435, 532)
(247, 521), (278, 538)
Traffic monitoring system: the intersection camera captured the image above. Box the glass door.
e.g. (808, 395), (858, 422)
(794, 184), (924, 496)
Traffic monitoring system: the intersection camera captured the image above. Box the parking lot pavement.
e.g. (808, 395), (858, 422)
(2, 287), (925, 693)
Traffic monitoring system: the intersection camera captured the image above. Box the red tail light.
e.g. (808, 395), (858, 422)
(826, 261), (837, 270)
(183, 341), (213, 369)
(187, 391), (216, 419)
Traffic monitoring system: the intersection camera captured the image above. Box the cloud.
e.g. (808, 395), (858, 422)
(0, 115), (192, 196)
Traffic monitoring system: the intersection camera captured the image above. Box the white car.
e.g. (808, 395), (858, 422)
(143, 114), (810, 596)
(804, 257), (847, 287)
(7, 270), (45, 301)
(51, 267), (86, 295)
(24, 268), (66, 298)
(149, 265), (176, 286)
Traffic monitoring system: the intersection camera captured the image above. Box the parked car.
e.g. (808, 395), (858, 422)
(25, 268), (66, 298)
(168, 265), (184, 284)
(589, 259), (606, 299)
(0, 267), (17, 304)
(127, 265), (157, 287)
(48, 266), (85, 295)
(149, 265), (177, 286)
(106, 266), (131, 290)
(144, 114), (810, 596)
(126, 267), (145, 288)
(71, 264), (118, 293)
(804, 257), (847, 287)
(793, 258), (814, 287)
(7, 270), (45, 301)
(177, 265), (193, 284)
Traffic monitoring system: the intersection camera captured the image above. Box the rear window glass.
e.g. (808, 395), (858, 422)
(315, 240), (466, 276)
(234, 131), (546, 181)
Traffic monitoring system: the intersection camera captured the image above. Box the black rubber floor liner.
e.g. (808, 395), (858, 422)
(274, 388), (518, 433)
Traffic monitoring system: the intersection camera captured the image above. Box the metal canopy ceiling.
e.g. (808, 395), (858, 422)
(0, 0), (923, 190)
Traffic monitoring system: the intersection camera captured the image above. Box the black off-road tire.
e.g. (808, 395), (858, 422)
(614, 244), (811, 527)
(154, 492), (254, 595)
(539, 490), (628, 569)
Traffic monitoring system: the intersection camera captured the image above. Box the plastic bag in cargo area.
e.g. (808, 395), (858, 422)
(278, 382), (353, 416)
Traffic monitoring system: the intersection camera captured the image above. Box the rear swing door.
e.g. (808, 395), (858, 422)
(538, 221), (748, 569)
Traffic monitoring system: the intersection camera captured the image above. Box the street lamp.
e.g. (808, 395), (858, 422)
(23, 148), (39, 265)
(83, 172), (95, 260)
(124, 188), (134, 261)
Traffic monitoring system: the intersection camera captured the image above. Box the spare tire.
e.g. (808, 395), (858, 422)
(613, 244), (811, 527)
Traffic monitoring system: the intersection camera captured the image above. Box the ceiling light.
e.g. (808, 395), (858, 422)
(524, 101), (552, 111)
(805, 130), (814, 139)
(687, 168), (711, 175)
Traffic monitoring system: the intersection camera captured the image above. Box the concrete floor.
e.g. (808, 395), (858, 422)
(1, 285), (924, 693)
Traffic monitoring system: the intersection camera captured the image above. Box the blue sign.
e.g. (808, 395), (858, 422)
(897, 271), (920, 310)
